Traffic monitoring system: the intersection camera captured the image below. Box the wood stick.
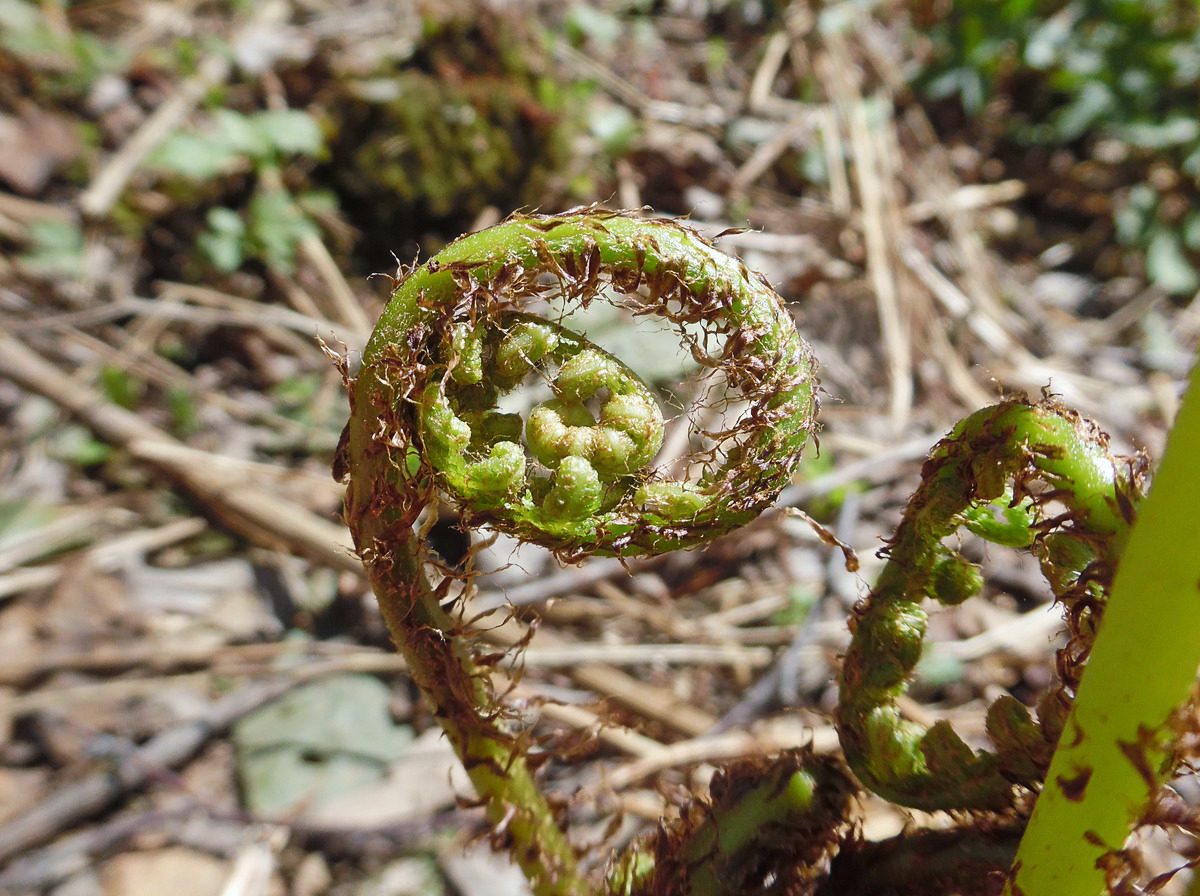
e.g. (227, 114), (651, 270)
(0, 333), (357, 573)
(0, 677), (299, 864)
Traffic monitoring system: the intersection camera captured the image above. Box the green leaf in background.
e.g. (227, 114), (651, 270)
(1116, 115), (1200, 151)
(151, 108), (324, 180)
(20, 218), (86, 279)
(211, 107), (267, 158)
(50, 424), (113, 468)
(1051, 80), (1115, 142)
(1183, 211), (1200, 252)
(588, 102), (639, 156)
(197, 188), (324, 276)
(247, 187), (318, 275)
(197, 206), (246, 273)
(1113, 183), (1157, 246)
(564, 4), (622, 47)
(295, 188), (339, 219)
(150, 131), (240, 179)
(269, 372), (324, 418)
(0, 0), (125, 96)
(98, 365), (145, 411)
(232, 674), (413, 817)
(1145, 229), (1200, 295)
(916, 0), (1200, 306)
(165, 386), (200, 438)
(253, 109), (325, 157)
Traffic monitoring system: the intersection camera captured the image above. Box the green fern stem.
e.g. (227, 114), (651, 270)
(835, 397), (1142, 812)
(342, 209), (820, 895)
(342, 406), (583, 894)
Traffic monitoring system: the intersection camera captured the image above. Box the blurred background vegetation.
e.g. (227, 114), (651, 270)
(5, 0), (1200, 294)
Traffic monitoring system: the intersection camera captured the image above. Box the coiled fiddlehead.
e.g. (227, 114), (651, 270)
(351, 209), (818, 557)
(836, 398), (1146, 812)
(339, 209), (819, 896)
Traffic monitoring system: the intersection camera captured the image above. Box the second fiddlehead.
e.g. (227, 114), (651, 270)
(836, 398), (1146, 812)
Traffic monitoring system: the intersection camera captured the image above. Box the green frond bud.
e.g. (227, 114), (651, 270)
(448, 322), (484, 385)
(635, 480), (710, 520)
(463, 441), (526, 503)
(496, 321), (559, 382)
(928, 552), (983, 606)
(542, 455), (602, 520)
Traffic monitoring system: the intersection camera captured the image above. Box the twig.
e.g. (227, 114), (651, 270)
(0, 333), (357, 573)
(515, 689), (666, 759)
(298, 231), (373, 336)
(901, 105), (1016, 340)
(0, 802), (465, 892)
(0, 517), (205, 602)
(821, 36), (912, 430)
(217, 827), (287, 896)
(0, 192), (76, 226)
(747, 31), (791, 113)
(898, 242), (1015, 352)
(253, 165), (372, 336)
(551, 38), (728, 128)
(0, 640), (365, 689)
(728, 113), (821, 199)
(129, 439), (344, 505)
(904, 179), (1027, 224)
(570, 660), (716, 737)
(927, 604), (1064, 663)
(604, 715), (840, 791)
(819, 105), (853, 216)
(0, 677), (300, 865)
(79, 56), (230, 217)
(0, 808), (181, 891)
(774, 433), (935, 508)
(0, 639), (773, 703)
(480, 616), (719, 737)
(472, 556), (636, 614)
(0, 504), (129, 572)
(14, 293), (358, 343)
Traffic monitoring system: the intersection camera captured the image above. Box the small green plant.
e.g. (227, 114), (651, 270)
(0, 0), (127, 99)
(320, 10), (577, 252)
(339, 208), (1200, 894)
(917, 0), (1200, 294)
(18, 218), (87, 280)
(148, 107), (330, 275)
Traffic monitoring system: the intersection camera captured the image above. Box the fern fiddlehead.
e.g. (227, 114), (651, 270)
(340, 208), (1157, 894)
(340, 209), (820, 895)
(835, 398), (1145, 813)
